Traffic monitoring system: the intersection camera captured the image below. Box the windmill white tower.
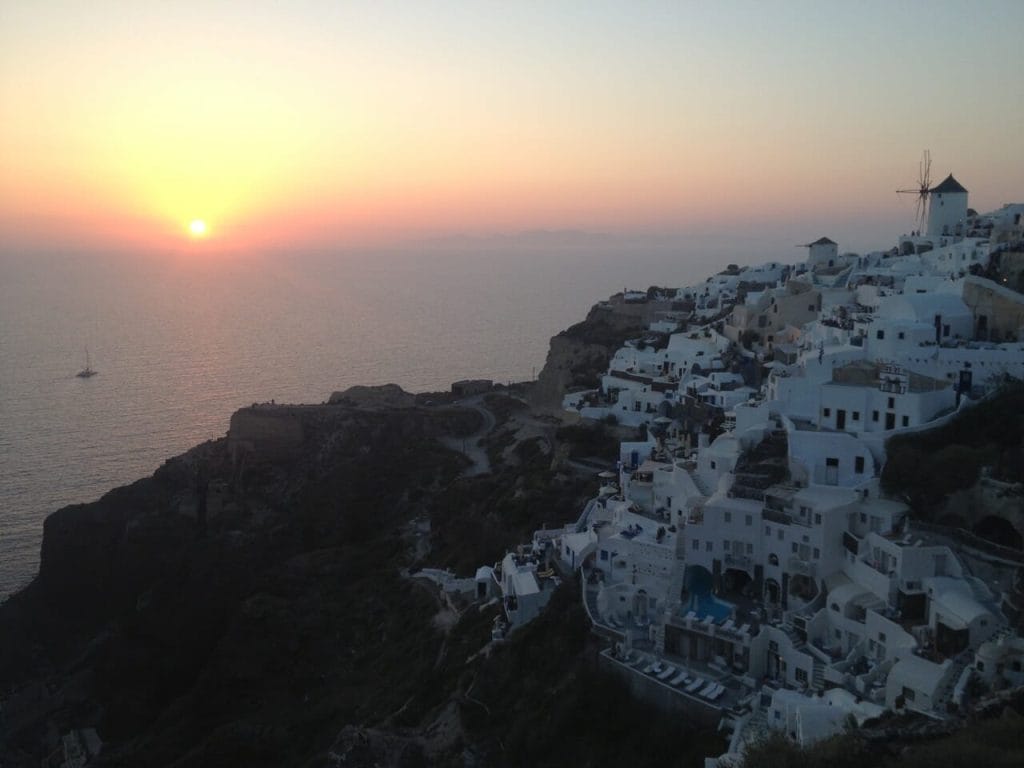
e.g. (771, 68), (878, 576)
(926, 174), (968, 239)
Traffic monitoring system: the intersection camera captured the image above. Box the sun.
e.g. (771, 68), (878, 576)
(188, 219), (208, 238)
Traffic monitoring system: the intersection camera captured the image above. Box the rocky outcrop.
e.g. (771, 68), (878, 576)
(530, 298), (658, 410)
(328, 383), (417, 408)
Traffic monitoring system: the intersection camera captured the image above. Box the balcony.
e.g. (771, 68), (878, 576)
(788, 556), (816, 577)
(725, 553), (752, 569)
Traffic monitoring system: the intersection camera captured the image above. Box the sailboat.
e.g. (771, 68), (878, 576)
(76, 348), (97, 378)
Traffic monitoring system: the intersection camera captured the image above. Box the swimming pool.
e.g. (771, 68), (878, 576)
(681, 566), (735, 623)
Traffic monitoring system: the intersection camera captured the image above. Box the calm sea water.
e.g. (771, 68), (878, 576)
(0, 239), (760, 599)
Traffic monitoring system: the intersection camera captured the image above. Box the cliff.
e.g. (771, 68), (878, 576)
(529, 296), (663, 410)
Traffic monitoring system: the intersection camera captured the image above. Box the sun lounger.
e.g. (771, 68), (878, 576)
(685, 677), (706, 693)
(700, 683), (722, 699)
(708, 685), (727, 701)
(657, 664), (677, 681)
(669, 670), (689, 687)
(642, 661), (656, 674)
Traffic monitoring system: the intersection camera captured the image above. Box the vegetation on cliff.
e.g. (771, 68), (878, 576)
(881, 381), (1024, 519)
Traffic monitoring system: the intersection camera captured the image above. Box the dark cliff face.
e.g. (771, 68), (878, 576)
(529, 300), (651, 410)
(0, 401), (478, 767)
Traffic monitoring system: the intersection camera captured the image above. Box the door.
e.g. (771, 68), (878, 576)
(836, 409), (846, 430)
(885, 413), (896, 430)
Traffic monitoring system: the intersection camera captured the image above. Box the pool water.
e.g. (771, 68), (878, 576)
(681, 566), (735, 623)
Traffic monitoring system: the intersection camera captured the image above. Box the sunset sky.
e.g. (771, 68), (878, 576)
(2, 0), (1023, 255)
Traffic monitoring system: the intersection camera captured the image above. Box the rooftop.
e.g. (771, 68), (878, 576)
(930, 174), (968, 194)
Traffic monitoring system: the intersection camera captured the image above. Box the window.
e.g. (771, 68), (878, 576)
(791, 542), (798, 553)
(872, 410), (879, 422)
(706, 541), (712, 552)
(745, 514), (752, 526)
(710, 461), (716, 470)
(888, 397), (895, 408)
(903, 687), (916, 702)
(600, 550), (608, 561)
(898, 331), (905, 340)
(692, 539), (699, 551)
(823, 407), (831, 417)
(902, 415), (909, 427)
(813, 548), (820, 559)
(769, 554), (779, 565)
(747, 543), (754, 554)
(765, 526), (771, 536)
(777, 529), (784, 541)
(853, 411), (860, 421)
(826, 457), (839, 468)
(831, 602), (840, 612)
(724, 511), (732, 523)
(878, 632), (886, 642)
(814, 513), (822, 525)
(835, 629), (842, 639)
(808, 304), (815, 312)
(795, 668), (808, 683)
(876, 329), (885, 340)
(855, 456), (865, 474)
(943, 324), (950, 337)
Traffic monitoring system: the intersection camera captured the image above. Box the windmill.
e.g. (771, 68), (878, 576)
(897, 150), (932, 232)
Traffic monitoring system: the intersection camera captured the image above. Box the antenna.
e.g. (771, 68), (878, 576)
(897, 150), (931, 230)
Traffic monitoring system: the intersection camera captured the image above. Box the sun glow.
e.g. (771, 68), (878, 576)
(188, 219), (208, 238)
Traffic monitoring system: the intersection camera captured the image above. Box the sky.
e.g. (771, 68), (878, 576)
(2, 0), (1023, 256)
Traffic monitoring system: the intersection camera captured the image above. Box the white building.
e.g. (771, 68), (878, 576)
(927, 175), (969, 239)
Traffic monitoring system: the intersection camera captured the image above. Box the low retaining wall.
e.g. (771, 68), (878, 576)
(599, 651), (723, 727)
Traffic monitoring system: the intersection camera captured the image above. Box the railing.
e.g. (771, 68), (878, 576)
(762, 507), (792, 526)
(763, 506), (811, 528)
(788, 556), (816, 577)
(725, 554), (752, 569)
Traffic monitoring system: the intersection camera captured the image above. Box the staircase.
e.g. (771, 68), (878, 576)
(781, 623), (806, 651)
(811, 659), (826, 691)
(934, 654), (969, 710)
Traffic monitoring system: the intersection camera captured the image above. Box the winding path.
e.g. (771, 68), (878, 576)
(442, 397), (496, 477)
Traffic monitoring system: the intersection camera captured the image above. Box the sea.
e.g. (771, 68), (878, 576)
(0, 237), (776, 600)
